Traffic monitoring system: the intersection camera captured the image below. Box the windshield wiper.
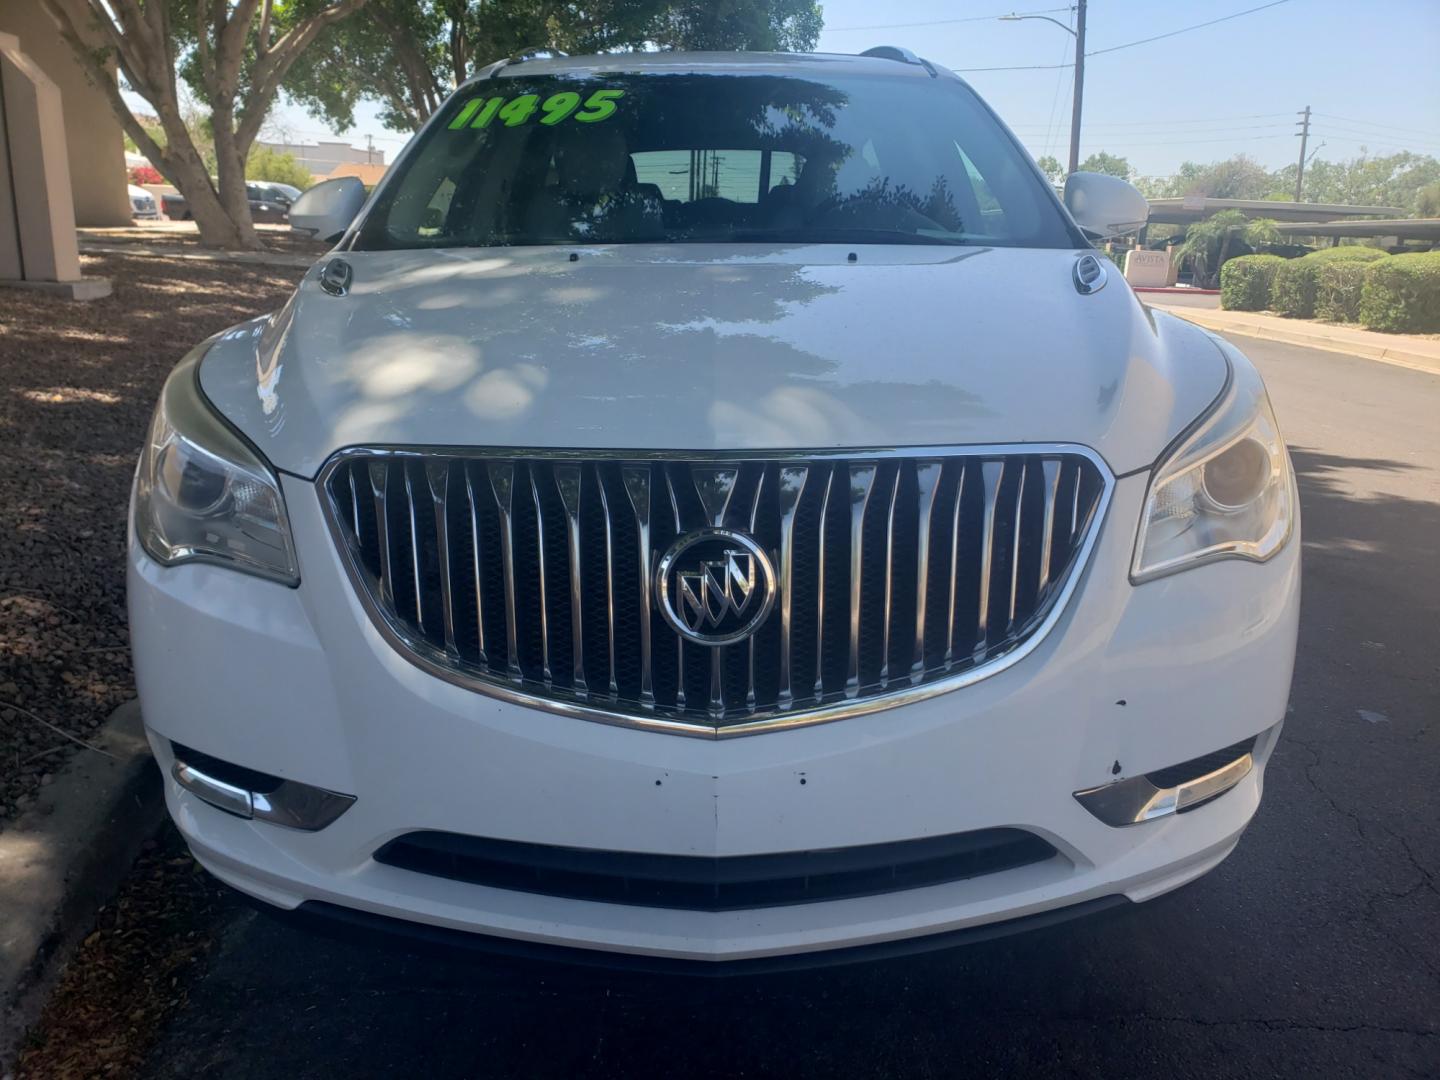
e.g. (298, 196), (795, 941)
(729, 227), (973, 246)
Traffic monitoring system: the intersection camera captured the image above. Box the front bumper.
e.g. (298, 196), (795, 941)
(129, 470), (1299, 964)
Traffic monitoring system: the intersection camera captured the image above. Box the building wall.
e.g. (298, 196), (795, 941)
(259, 139), (386, 173)
(0, 3), (129, 227)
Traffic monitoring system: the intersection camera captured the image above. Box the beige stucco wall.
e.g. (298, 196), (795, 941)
(0, 3), (129, 227)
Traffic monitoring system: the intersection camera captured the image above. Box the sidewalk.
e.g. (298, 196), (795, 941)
(1145, 302), (1440, 375)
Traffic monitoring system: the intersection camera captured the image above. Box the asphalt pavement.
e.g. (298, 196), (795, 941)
(91, 336), (1440, 1078)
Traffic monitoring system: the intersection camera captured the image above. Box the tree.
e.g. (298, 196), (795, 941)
(1272, 151), (1440, 213)
(1174, 210), (1280, 287)
(285, 0), (824, 135)
(42, 0), (371, 249)
(247, 147), (316, 190)
(1035, 155), (1065, 185)
(1139, 155), (1276, 201)
(1417, 182), (1440, 218)
(1078, 151), (1131, 180)
(123, 117), (167, 156)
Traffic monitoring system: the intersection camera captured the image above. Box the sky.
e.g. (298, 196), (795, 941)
(261, 0), (1440, 181)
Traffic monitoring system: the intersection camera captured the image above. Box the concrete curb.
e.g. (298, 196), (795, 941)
(0, 700), (165, 1064)
(1147, 305), (1440, 376)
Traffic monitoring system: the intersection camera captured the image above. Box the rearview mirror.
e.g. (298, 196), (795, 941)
(1064, 172), (1149, 240)
(289, 177), (367, 244)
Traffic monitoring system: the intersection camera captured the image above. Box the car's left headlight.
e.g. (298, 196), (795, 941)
(1132, 347), (1296, 583)
(134, 348), (299, 585)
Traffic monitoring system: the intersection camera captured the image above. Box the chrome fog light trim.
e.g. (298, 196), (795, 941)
(1074, 752), (1253, 828)
(172, 758), (355, 832)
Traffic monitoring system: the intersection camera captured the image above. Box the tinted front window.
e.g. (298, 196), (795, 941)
(356, 71), (1078, 250)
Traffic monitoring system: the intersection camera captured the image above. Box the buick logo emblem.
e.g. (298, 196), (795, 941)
(655, 529), (777, 646)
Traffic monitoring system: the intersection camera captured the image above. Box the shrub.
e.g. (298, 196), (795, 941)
(1220, 254), (1285, 311)
(1271, 247), (1387, 319)
(245, 147), (315, 191)
(1314, 261), (1371, 323)
(128, 164), (163, 185)
(1358, 252), (1440, 333)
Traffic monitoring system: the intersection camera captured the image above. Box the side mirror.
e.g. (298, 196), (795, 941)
(1064, 172), (1149, 240)
(289, 177), (367, 243)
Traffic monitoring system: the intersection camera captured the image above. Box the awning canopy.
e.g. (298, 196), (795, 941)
(1272, 218), (1440, 241)
(1147, 197), (1406, 225)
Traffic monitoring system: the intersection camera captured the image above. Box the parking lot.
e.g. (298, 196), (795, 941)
(16, 334), (1436, 1079)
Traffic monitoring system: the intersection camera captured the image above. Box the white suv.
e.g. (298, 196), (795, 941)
(129, 48), (1299, 970)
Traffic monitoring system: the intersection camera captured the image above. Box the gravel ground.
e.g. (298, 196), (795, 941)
(13, 826), (236, 1079)
(0, 253), (306, 827)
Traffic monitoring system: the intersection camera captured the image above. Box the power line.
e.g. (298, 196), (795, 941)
(1026, 133), (1295, 148)
(826, 6), (1071, 33)
(1312, 113), (1440, 139)
(1008, 112), (1292, 129)
(1318, 128), (1440, 151)
(1315, 130), (1440, 154)
(957, 61), (1072, 72)
(1085, 0), (1292, 57)
(1010, 121), (1295, 135)
(1311, 118), (1440, 146)
(955, 0), (1295, 73)
(1312, 122), (1440, 148)
(1038, 8), (1075, 161)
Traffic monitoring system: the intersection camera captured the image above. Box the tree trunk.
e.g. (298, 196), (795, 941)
(44, 0), (368, 249)
(41, 0), (260, 249)
(1213, 232), (1234, 288)
(210, 104), (262, 250)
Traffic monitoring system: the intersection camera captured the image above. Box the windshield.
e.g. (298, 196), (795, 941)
(354, 71), (1079, 250)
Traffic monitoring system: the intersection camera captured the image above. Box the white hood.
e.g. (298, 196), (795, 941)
(199, 244), (1227, 478)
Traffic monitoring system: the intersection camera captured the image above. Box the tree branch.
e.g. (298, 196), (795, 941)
(214, 0), (262, 99)
(258, 0), (274, 53)
(70, 0), (154, 99)
(38, 0), (170, 174)
(194, 0), (215, 99)
(236, 0), (370, 154)
(374, 3), (445, 127)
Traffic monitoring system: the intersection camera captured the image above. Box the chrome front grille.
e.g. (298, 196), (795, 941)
(319, 447), (1110, 736)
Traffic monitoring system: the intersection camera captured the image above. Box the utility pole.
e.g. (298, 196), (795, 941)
(1294, 105), (1311, 201)
(365, 134), (375, 165)
(1069, 0), (1087, 176)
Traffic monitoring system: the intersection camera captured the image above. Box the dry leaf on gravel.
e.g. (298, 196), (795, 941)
(0, 254), (305, 827)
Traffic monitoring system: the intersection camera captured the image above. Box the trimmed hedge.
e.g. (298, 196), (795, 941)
(1220, 254), (1285, 311)
(1359, 251), (1440, 333)
(1271, 247), (1387, 319)
(1315, 261), (1371, 323)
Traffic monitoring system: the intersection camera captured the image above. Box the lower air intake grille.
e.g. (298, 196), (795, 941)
(374, 829), (1060, 911)
(320, 448), (1109, 733)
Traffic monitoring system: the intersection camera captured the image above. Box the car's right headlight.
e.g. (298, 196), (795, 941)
(1132, 348), (1296, 583)
(134, 348), (299, 585)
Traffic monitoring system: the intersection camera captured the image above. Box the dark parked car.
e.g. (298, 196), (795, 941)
(161, 181), (301, 223)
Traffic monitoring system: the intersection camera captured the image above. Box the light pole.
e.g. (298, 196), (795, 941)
(1001, 2), (1087, 176)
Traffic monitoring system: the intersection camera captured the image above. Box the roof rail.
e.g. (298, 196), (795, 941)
(488, 46), (568, 75)
(860, 45), (920, 64)
(859, 45), (938, 77)
(513, 46), (568, 62)
(467, 46), (568, 86)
